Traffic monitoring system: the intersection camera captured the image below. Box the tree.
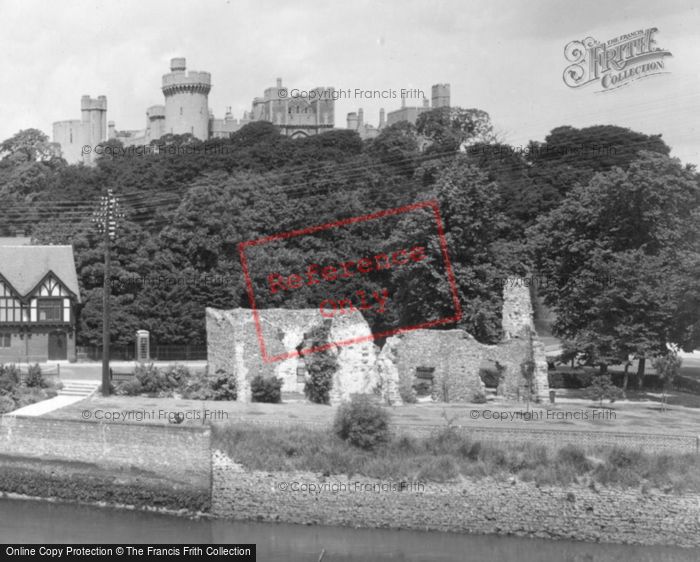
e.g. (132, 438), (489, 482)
(531, 151), (700, 379)
(387, 155), (526, 343)
(366, 121), (420, 175)
(1, 128), (55, 162)
(586, 374), (622, 407)
(416, 107), (496, 153)
(652, 351), (682, 413)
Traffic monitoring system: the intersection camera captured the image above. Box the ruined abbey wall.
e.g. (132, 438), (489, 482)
(206, 276), (549, 405)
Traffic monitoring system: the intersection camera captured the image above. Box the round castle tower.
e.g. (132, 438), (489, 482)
(161, 57), (211, 140)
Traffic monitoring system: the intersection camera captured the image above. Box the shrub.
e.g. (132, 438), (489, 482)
(116, 379), (143, 396)
(556, 444), (592, 472)
(134, 363), (173, 395)
(607, 447), (642, 469)
(209, 370), (237, 401)
(162, 364), (191, 389)
(302, 324), (337, 404)
(471, 389), (488, 403)
(0, 395), (16, 414)
(180, 370), (215, 400)
(548, 371), (593, 389)
(587, 374), (623, 406)
(25, 364), (45, 388)
(251, 375), (282, 403)
(333, 394), (390, 450)
(416, 455), (460, 482)
(0, 364), (21, 395)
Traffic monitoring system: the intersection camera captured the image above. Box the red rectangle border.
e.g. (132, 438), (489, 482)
(238, 199), (462, 363)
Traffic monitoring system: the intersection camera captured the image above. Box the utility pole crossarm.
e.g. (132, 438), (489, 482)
(91, 189), (123, 397)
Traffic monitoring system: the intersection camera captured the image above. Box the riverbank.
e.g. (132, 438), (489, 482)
(1, 447), (699, 548)
(0, 454), (210, 513)
(211, 449), (700, 548)
(2, 413), (699, 548)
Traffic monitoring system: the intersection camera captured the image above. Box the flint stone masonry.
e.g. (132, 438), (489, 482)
(378, 277), (549, 403)
(380, 330), (486, 402)
(206, 277), (549, 404)
(0, 415), (211, 489)
(206, 308), (379, 403)
(211, 450), (700, 547)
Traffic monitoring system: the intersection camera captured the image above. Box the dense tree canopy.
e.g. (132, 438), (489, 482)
(1, 115), (697, 359)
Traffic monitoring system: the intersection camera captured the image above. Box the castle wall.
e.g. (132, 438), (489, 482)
(146, 105), (166, 141)
(162, 60), (211, 140)
(52, 120), (86, 164)
(386, 106), (428, 126)
(431, 84), (450, 108)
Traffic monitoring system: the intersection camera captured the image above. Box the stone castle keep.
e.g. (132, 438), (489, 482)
(52, 56), (450, 163)
(206, 277), (549, 405)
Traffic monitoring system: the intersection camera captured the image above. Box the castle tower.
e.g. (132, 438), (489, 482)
(146, 105), (166, 141)
(346, 112), (358, 131)
(357, 108), (364, 127)
(81, 95), (107, 146)
(431, 84), (450, 108)
(161, 57), (211, 140)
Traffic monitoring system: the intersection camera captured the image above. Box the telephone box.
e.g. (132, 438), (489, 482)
(136, 330), (150, 362)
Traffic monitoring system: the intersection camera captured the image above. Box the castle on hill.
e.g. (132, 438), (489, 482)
(51, 57), (450, 164)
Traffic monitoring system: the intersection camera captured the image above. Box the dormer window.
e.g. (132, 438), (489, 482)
(37, 298), (62, 322)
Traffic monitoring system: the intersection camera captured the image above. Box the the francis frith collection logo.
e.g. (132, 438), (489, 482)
(563, 28), (672, 91)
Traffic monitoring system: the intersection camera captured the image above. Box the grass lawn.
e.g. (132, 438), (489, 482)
(49, 388), (700, 435)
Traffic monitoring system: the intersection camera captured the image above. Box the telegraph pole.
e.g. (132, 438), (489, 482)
(92, 190), (121, 396)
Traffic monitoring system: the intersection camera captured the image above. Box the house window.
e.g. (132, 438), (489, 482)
(0, 298), (22, 323)
(0, 334), (10, 347)
(37, 299), (63, 322)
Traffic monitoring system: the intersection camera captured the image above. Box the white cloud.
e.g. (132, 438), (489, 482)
(0, 0), (697, 166)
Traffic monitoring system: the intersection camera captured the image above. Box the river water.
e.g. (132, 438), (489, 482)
(0, 498), (697, 561)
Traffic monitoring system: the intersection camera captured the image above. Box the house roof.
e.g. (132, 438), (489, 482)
(0, 245), (80, 301)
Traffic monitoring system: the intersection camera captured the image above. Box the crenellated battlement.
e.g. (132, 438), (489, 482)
(162, 71), (211, 96)
(146, 105), (166, 119)
(80, 95), (107, 111)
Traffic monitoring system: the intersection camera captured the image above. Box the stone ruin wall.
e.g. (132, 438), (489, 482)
(380, 330), (485, 403)
(206, 308), (379, 404)
(206, 276), (549, 405)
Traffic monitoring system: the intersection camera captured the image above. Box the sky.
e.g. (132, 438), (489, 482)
(1, 0), (698, 165)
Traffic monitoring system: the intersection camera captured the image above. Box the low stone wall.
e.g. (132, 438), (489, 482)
(211, 450), (700, 547)
(0, 415), (211, 487)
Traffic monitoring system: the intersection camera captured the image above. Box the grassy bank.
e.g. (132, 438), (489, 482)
(212, 423), (700, 493)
